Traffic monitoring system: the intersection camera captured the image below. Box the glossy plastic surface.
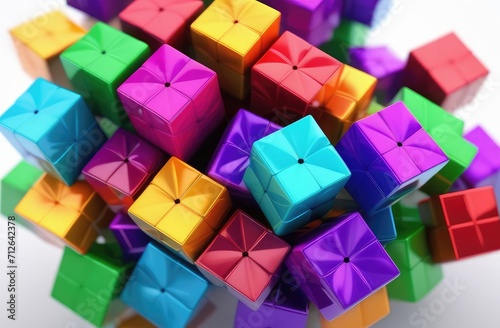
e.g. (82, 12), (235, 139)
(109, 211), (152, 262)
(67, 0), (132, 21)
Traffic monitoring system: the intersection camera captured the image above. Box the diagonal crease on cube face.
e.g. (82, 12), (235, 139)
(109, 211), (153, 262)
(127, 157), (232, 262)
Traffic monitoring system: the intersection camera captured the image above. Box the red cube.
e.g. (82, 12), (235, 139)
(403, 33), (488, 111)
(419, 186), (500, 262)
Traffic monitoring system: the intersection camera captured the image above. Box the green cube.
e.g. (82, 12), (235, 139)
(60, 22), (150, 127)
(392, 88), (478, 194)
(320, 19), (369, 63)
(52, 243), (132, 327)
(1, 161), (43, 217)
(385, 222), (443, 302)
(366, 101), (384, 116)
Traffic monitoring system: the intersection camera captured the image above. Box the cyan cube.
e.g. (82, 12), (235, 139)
(0, 78), (105, 185)
(362, 207), (397, 244)
(244, 116), (351, 235)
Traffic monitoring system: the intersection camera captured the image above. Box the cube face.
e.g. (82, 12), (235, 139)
(82, 128), (166, 210)
(244, 116), (351, 235)
(207, 109), (281, 206)
(120, 242), (210, 328)
(286, 212), (399, 320)
(196, 210), (290, 309)
(109, 212), (152, 262)
(119, 0), (204, 51)
(0, 78), (106, 185)
(117, 44), (225, 160)
(403, 33), (489, 111)
(128, 157), (232, 262)
(362, 207), (396, 244)
(419, 186), (500, 262)
(319, 19), (369, 63)
(67, 0), (133, 21)
(251, 31), (343, 122)
(9, 11), (85, 85)
(15, 174), (114, 254)
(60, 22), (150, 126)
(336, 102), (449, 214)
(342, 0), (385, 26)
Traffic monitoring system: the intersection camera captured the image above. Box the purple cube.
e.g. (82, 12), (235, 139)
(349, 46), (405, 103)
(109, 211), (152, 262)
(285, 212), (399, 320)
(336, 102), (448, 214)
(207, 109), (281, 208)
(234, 279), (309, 328)
(67, 0), (132, 22)
(342, 0), (391, 26)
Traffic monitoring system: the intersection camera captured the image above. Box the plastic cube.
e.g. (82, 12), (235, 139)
(52, 243), (131, 327)
(403, 33), (488, 111)
(9, 11), (85, 87)
(251, 31), (343, 123)
(118, 44), (224, 160)
(118, 314), (155, 328)
(285, 212), (399, 320)
(384, 222), (443, 301)
(319, 19), (369, 63)
(128, 157), (232, 262)
(60, 22), (150, 126)
(243, 116), (351, 235)
(342, 0), (390, 26)
(207, 109), (281, 208)
(336, 101), (449, 214)
(191, 0), (281, 99)
(119, 0), (203, 51)
(362, 207), (396, 244)
(82, 128), (166, 210)
(109, 211), (152, 262)
(67, 0), (132, 21)
(0, 161), (43, 217)
(0, 78), (106, 185)
(196, 210), (290, 310)
(120, 242), (210, 328)
(419, 186), (500, 262)
(15, 174), (114, 254)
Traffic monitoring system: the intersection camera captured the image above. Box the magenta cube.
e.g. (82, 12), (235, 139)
(336, 102), (449, 214)
(82, 128), (166, 210)
(109, 211), (152, 262)
(118, 44), (225, 160)
(67, 0), (132, 22)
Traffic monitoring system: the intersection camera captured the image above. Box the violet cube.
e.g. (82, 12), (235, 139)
(118, 44), (225, 161)
(109, 211), (152, 262)
(285, 212), (399, 321)
(67, 0), (132, 22)
(207, 109), (281, 208)
(336, 102), (449, 214)
(342, 0), (392, 26)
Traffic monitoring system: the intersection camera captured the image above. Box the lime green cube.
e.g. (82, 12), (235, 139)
(320, 19), (369, 63)
(366, 100), (384, 116)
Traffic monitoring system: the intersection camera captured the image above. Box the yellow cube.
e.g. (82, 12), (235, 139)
(15, 174), (113, 254)
(128, 157), (232, 263)
(320, 288), (390, 328)
(9, 11), (85, 87)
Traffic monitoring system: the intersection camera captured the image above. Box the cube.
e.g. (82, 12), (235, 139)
(362, 207), (396, 244)
(319, 19), (369, 63)
(15, 174), (114, 254)
(419, 186), (500, 262)
(128, 157), (232, 262)
(244, 116), (351, 235)
(67, 0), (132, 21)
(336, 102), (449, 214)
(384, 222), (443, 301)
(251, 31), (343, 123)
(60, 22), (150, 126)
(342, 0), (389, 26)
(120, 242), (210, 328)
(52, 243), (131, 327)
(403, 33), (488, 111)
(118, 44), (225, 160)
(118, 314), (155, 328)
(109, 211), (152, 262)
(119, 0), (204, 51)
(234, 279), (309, 328)
(196, 210), (289, 309)
(207, 109), (281, 208)
(320, 288), (390, 328)
(191, 0), (281, 99)
(285, 212), (399, 320)
(1, 161), (43, 217)
(9, 11), (85, 87)
(0, 78), (106, 185)
(392, 88), (478, 195)
(82, 128), (166, 210)
(462, 126), (500, 187)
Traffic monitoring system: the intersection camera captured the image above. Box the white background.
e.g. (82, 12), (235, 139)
(1, 0), (500, 327)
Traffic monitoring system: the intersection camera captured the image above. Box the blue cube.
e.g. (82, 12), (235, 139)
(244, 116), (351, 235)
(362, 207), (397, 244)
(0, 78), (105, 185)
(120, 242), (210, 328)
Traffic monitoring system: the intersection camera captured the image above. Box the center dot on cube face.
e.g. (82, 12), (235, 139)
(397, 142), (403, 147)
(34, 110), (39, 114)
(174, 198), (181, 204)
(292, 65), (298, 70)
(233, 20), (239, 24)
(101, 50), (106, 55)
(242, 251), (249, 257)
(298, 158), (305, 164)
(123, 158), (129, 163)
(344, 257), (350, 263)
(158, 7), (164, 12)
(164, 82), (171, 87)
(160, 288), (165, 293)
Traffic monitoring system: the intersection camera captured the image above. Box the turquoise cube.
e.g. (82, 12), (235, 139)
(244, 116), (351, 235)
(0, 78), (106, 185)
(363, 207), (397, 244)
